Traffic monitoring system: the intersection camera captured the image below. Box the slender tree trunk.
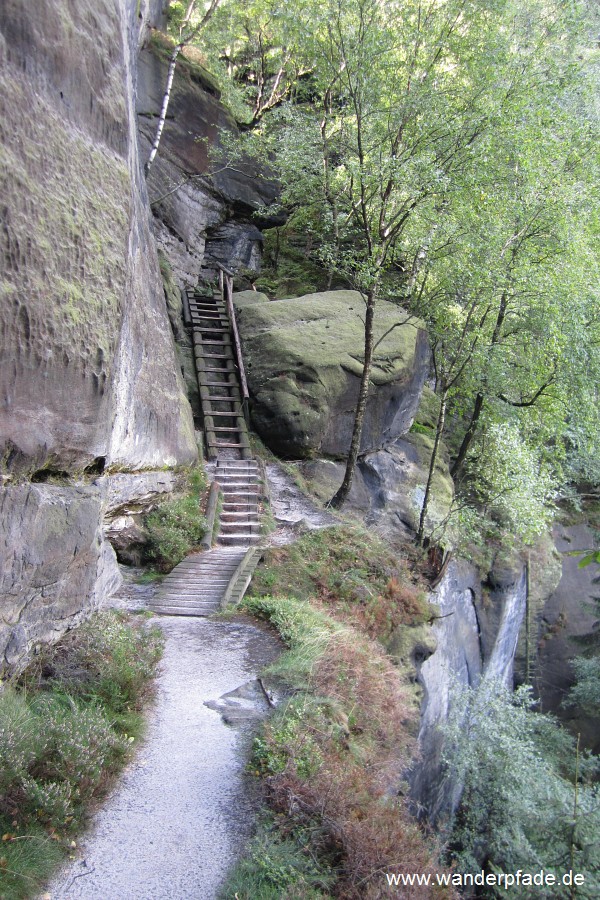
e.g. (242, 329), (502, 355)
(144, 0), (220, 177)
(451, 390), (484, 479)
(330, 289), (376, 508)
(451, 286), (509, 479)
(417, 388), (447, 544)
(145, 45), (182, 177)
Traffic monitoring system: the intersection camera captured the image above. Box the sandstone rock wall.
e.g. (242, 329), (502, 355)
(0, 0), (198, 670)
(411, 558), (528, 824)
(0, 0), (197, 475)
(137, 41), (280, 288)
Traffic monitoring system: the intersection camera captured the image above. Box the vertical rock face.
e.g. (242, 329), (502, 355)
(137, 42), (281, 288)
(0, 0), (197, 475)
(0, 0), (197, 670)
(531, 524), (600, 752)
(411, 558), (528, 824)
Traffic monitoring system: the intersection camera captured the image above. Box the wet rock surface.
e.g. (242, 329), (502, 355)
(47, 614), (281, 900)
(411, 557), (528, 824)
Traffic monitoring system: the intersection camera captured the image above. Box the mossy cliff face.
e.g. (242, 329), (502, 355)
(0, 0), (196, 669)
(235, 290), (430, 458)
(0, 0), (196, 475)
(137, 41), (280, 287)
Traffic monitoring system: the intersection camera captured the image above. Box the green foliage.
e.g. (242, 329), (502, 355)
(252, 696), (323, 778)
(243, 592), (338, 685)
(199, 0), (600, 522)
(465, 422), (557, 542)
(565, 657), (600, 717)
(220, 822), (333, 899)
(144, 466), (208, 571)
(444, 680), (600, 897)
(0, 612), (163, 897)
(55, 611), (164, 717)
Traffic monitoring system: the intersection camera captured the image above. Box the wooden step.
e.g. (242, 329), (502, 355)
(213, 441), (248, 448)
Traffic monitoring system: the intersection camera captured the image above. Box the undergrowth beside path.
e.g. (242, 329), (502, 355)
(0, 611), (163, 899)
(222, 526), (456, 899)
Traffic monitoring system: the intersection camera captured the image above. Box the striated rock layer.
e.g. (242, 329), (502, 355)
(0, 0), (196, 474)
(0, 0), (197, 669)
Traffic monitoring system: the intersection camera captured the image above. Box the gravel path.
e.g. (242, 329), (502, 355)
(45, 459), (332, 900)
(45, 615), (280, 900)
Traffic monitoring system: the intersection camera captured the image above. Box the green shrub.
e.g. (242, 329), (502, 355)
(144, 467), (208, 571)
(0, 612), (163, 898)
(220, 824), (333, 899)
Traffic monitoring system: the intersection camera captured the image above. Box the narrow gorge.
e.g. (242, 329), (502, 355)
(1, 1), (599, 898)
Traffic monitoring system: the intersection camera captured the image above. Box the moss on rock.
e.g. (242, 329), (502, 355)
(237, 290), (430, 458)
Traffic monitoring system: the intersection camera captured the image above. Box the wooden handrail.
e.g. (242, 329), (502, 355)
(220, 270), (250, 403)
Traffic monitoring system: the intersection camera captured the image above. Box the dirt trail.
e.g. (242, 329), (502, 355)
(46, 614), (280, 900)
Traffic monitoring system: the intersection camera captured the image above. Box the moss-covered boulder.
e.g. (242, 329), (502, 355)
(235, 290), (430, 458)
(232, 290), (270, 309)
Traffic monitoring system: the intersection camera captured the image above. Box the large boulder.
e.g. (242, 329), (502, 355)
(235, 290), (430, 458)
(0, 484), (120, 674)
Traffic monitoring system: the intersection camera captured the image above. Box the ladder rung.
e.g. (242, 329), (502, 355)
(213, 427), (243, 431)
(206, 395), (240, 402)
(205, 411), (244, 417)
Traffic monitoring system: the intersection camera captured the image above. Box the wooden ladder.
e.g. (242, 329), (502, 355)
(184, 277), (251, 461)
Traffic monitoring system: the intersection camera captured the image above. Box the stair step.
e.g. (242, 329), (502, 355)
(151, 608), (219, 618)
(215, 442), (250, 449)
(219, 535), (261, 545)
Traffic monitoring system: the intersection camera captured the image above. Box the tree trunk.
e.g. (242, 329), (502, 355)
(417, 389), (447, 544)
(144, 0), (220, 177)
(145, 44), (182, 177)
(450, 391), (484, 479)
(330, 289), (376, 508)
(451, 286), (509, 479)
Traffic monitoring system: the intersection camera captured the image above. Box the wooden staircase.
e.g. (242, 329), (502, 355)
(148, 269), (263, 618)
